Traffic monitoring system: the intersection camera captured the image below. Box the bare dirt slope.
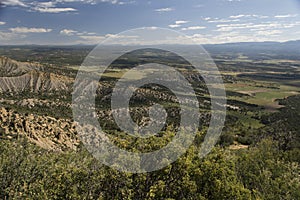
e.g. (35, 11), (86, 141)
(0, 56), (73, 93)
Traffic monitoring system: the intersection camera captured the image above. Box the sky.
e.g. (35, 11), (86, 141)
(1, 0), (300, 45)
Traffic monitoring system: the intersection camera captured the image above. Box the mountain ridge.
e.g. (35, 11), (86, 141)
(0, 56), (73, 94)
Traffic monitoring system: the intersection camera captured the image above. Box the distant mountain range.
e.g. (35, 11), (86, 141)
(1, 40), (300, 62)
(202, 40), (300, 60)
(205, 40), (300, 53)
(2, 40), (300, 49)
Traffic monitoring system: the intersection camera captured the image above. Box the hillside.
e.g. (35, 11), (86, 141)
(0, 56), (73, 93)
(0, 56), (43, 77)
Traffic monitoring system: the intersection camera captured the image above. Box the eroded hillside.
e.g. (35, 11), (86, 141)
(0, 56), (73, 93)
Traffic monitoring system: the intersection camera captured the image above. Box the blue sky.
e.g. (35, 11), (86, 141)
(1, 0), (300, 45)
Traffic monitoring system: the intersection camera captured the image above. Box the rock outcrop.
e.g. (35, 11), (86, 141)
(0, 107), (79, 151)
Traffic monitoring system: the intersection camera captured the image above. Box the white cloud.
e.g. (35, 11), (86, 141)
(182, 26), (206, 31)
(215, 21), (300, 32)
(105, 34), (138, 39)
(274, 14), (298, 18)
(203, 17), (211, 21)
(55, 0), (88, 2)
(76, 31), (97, 35)
(188, 31), (273, 44)
(229, 14), (250, 19)
(168, 20), (189, 28)
(219, 14), (268, 21)
(1, 0), (128, 14)
(205, 15), (270, 25)
(228, 14), (269, 19)
(77, 34), (138, 45)
(78, 35), (105, 41)
(252, 15), (269, 19)
(60, 29), (97, 36)
(255, 30), (282, 36)
(184, 34), (212, 44)
(56, 0), (132, 5)
(10, 27), (52, 33)
(1, 0), (27, 7)
(30, 1), (77, 13)
(169, 24), (181, 28)
(59, 29), (138, 44)
(117, 1), (135, 5)
(216, 23), (253, 29)
(0, 22), (6, 25)
(155, 7), (174, 12)
(147, 29), (292, 45)
(59, 28), (102, 44)
(0, 31), (24, 40)
(141, 26), (159, 30)
(36, 0), (126, 5)
(91, 0), (118, 4)
(208, 19), (240, 23)
(33, 1), (56, 8)
(60, 29), (78, 36)
(33, 7), (77, 13)
(175, 20), (189, 25)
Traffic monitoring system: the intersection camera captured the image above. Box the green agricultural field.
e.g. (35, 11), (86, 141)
(226, 79), (299, 111)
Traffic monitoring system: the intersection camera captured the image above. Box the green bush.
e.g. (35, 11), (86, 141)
(0, 137), (299, 199)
